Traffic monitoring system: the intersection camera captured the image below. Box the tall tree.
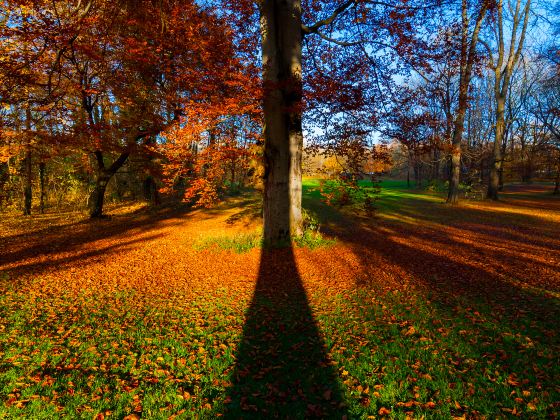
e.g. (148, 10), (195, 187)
(446, 0), (491, 204)
(485, 0), (531, 200)
(259, 0), (305, 241)
(255, 0), (429, 242)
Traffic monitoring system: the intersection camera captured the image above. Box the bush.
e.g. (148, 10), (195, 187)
(318, 178), (381, 215)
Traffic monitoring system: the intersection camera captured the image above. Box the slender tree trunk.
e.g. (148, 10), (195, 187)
(260, 0), (303, 243)
(555, 155), (560, 195)
(432, 147), (440, 181)
(0, 162), (8, 209)
(488, 98), (504, 200)
(407, 150), (411, 188)
(23, 107), (32, 215)
(447, 109), (466, 204)
(488, 103), (504, 199)
(446, 0), (489, 204)
(39, 161), (46, 214)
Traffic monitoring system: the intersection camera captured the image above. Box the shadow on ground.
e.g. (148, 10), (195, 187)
(223, 246), (346, 418)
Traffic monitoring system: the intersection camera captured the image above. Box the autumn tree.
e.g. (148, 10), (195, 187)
(1, 0), (253, 217)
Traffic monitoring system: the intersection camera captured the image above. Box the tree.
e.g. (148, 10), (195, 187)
(251, 0), (432, 242)
(484, 0), (531, 200)
(446, 0), (491, 204)
(1, 0), (250, 217)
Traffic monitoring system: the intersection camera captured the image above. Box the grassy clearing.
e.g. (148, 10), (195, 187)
(1, 179), (559, 418)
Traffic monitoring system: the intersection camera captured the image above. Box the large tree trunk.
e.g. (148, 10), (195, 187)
(89, 150), (129, 218)
(260, 0), (303, 243)
(488, 97), (505, 200)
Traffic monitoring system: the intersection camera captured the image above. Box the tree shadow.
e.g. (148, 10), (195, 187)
(224, 246), (346, 418)
(0, 205), (192, 279)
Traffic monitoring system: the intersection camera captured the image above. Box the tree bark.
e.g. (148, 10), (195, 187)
(39, 161), (46, 214)
(260, 0), (303, 243)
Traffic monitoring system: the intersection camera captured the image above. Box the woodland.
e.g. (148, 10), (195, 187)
(1, 0), (560, 418)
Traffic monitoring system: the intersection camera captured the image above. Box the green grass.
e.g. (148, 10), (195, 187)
(302, 177), (441, 223)
(2, 281), (558, 418)
(193, 231), (263, 253)
(314, 287), (560, 418)
(0, 289), (243, 418)
(193, 229), (335, 253)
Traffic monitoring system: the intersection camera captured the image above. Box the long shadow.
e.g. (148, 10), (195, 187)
(0, 204), (192, 279)
(224, 246), (346, 418)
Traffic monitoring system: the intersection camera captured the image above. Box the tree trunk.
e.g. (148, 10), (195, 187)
(488, 97), (505, 200)
(23, 148), (32, 215)
(89, 150), (129, 218)
(143, 176), (160, 205)
(23, 107), (32, 215)
(39, 161), (46, 214)
(555, 155), (560, 195)
(414, 161), (420, 188)
(446, 0), (489, 204)
(432, 147), (440, 181)
(0, 162), (8, 209)
(260, 0), (303, 243)
(89, 172), (111, 218)
(407, 151), (411, 188)
(447, 109), (466, 204)
(498, 157), (504, 190)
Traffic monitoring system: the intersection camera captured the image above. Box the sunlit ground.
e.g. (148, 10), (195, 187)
(1, 180), (559, 418)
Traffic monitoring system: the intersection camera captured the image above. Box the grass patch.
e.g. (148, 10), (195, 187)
(193, 229), (335, 253)
(193, 231), (263, 253)
(293, 230), (336, 249)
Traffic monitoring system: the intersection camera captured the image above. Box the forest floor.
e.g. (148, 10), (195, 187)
(1, 180), (559, 419)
